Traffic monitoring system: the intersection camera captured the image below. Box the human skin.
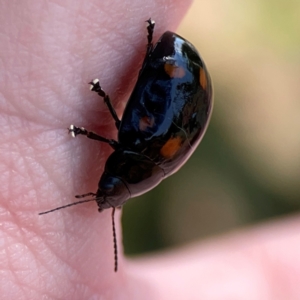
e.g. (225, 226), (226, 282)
(1, 0), (300, 299)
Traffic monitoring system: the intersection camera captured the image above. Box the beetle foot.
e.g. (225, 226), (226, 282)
(146, 18), (155, 45)
(68, 124), (87, 138)
(146, 18), (155, 31)
(89, 79), (105, 98)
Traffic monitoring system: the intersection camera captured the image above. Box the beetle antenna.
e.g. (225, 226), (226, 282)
(38, 198), (96, 215)
(111, 207), (118, 272)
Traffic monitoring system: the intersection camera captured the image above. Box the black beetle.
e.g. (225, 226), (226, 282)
(40, 19), (213, 272)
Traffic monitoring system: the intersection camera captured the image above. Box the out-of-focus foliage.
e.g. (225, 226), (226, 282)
(122, 0), (300, 255)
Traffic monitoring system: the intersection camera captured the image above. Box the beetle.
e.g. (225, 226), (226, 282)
(40, 19), (213, 272)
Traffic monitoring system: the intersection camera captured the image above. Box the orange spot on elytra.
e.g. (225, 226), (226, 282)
(199, 67), (207, 90)
(139, 116), (155, 131)
(164, 63), (185, 78)
(160, 136), (182, 158)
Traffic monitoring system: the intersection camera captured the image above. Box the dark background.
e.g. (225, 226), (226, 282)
(122, 0), (300, 256)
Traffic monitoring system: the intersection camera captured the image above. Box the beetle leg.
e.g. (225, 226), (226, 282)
(139, 19), (155, 73)
(68, 125), (119, 150)
(146, 18), (155, 55)
(89, 79), (121, 129)
(75, 192), (96, 199)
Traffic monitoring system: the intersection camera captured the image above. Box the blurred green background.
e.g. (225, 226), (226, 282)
(122, 0), (300, 256)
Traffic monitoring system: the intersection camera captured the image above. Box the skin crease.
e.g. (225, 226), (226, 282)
(1, 0), (300, 299)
